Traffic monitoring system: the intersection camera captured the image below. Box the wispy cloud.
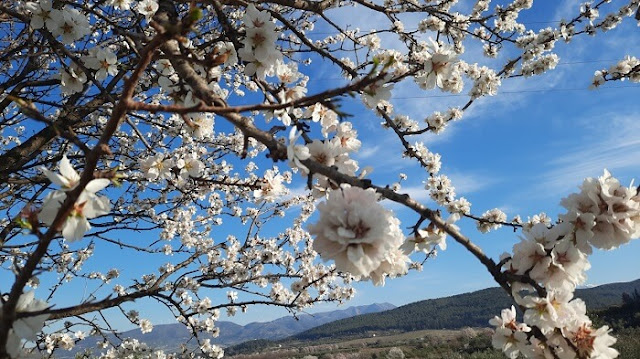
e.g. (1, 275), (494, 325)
(533, 112), (640, 197)
(355, 145), (381, 160)
(553, 0), (581, 21)
(447, 171), (498, 195)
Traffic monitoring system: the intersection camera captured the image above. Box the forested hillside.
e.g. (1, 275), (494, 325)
(292, 279), (640, 341)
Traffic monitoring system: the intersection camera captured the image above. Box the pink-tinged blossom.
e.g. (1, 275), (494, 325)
(139, 319), (153, 334)
(542, 239), (590, 291)
(176, 157), (204, 179)
(489, 306), (530, 359)
(522, 294), (559, 333)
(238, 5), (281, 79)
(212, 42), (238, 66)
(361, 80), (393, 109)
(304, 103), (339, 137)
(306, 140), (339, 169)
(254, 169), (287, 202)
(415, 39), (458, 90)
(108, 0), (133, 10)
(59, 65), (87, 95)
(40, 155), (81, 190)
(85, 48), (118, 81)
(39, 189), (111, 241)
(560, 210), (596, 254)
(401, 221), (448, 255)
(565, 323), (619, 359)
(39, 155), (111, 194)
(511, 238), (550, 277)
(187, 114), (214, 140)
(48, 7), (91, 44)
(332, 122), (361, 153)
(136, 0), (158, 19)
(275, 61), (301, 84)
(140, 154), (174, 181)
(561, 170), (640, 252)
(367, 248), (409, 286)
(309, 186), (404, 279)
(477, 208), (507, 233)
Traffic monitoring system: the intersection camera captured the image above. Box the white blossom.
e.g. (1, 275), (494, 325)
(309, 186), (404, 279)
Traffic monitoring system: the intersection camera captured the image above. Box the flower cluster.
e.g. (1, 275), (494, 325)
(26, 0), (90, 44)
(253, 168), (288, 202)
(238, 4), (282, 79)
(490, 170), (640, 358)
(309, 186), (407, 285)
(592, 56), (640, 88)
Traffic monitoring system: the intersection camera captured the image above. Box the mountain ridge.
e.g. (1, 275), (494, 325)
(69, 302), (396, 355)
(288, 278), (640, 341)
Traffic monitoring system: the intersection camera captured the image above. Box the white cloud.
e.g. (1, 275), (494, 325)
(533, 112), (640, 197)
(446, 171), (498, 195)
(355, 145), (381, 160)
(553, 0), (582, 22)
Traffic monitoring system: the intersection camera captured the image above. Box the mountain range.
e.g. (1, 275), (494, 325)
(293, 279), (640, 340)
(225, 278), (640, 355)
(287, 279), (640, 342)
(69, 302), (395, 355)
(70, 278), (640, 356)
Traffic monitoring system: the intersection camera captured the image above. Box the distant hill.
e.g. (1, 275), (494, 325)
(68, 302), (395, 356)
(289, 279), (640, 341)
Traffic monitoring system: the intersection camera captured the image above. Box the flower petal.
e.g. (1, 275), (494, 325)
(38, 190), (67, 226)
(85, 178), (110, 193)
(62, 216), (90, 242)
(82, 195), (111, 219)
(40, 168), (68, 188)
(59, 156), (80, 186)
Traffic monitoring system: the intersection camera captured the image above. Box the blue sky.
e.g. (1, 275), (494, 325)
(3, 0), (640, 332)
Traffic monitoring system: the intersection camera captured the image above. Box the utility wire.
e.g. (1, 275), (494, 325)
(391, 84), (640, 100)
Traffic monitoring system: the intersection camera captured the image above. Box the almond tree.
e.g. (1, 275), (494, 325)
(0, 0), (639, 358)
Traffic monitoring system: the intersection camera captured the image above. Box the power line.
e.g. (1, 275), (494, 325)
(302, 20), (565, 37)
(305, 59), (619, 82)
(391, 85), (640, 100)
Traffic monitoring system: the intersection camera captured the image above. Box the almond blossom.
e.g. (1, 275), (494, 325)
(59, 65), (87, 95)
(85, 48), (118, 81)
(238, 4), (282, 79)
(107, 0), (132, 10)
(489, 306), (531, 359)
(287, 128), (311, 172)
(565, 323), (619, 358)
(254, 169), (287, 202)
(309, 185), (404, 279)
(47, 7), (90, 44)
(25, 0), (55, 30)
(304, 103), (339, 137)
(4, 1), (640, 358)
(136, 0), (158, 19)
(39, 156), (111, 241)
(415, 39), (458, 90)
